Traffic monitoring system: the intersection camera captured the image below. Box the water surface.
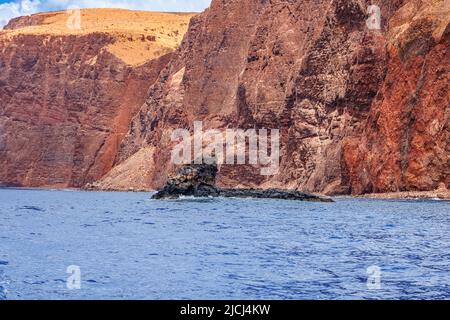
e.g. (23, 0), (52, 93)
(0, 189), (449, 299)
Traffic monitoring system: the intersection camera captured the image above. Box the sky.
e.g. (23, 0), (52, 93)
(0, 0), (212, 27)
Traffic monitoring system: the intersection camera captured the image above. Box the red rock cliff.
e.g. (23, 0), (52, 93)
(112, 0), (448, 194)
(343, 0), (449, 193)
(0, 9), (194, 188)
(1, 3), (448, 195)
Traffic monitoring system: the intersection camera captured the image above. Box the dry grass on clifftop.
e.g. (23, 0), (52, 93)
(0, 9), (195, 66)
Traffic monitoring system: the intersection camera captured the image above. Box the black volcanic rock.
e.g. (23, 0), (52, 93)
(152, 163), (334, 202)
(152, 163), (220, 199)
(219, 188), (334, 202)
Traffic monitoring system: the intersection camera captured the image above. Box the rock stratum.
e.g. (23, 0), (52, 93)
(1, 2), (449, 196)
(0, 9), (194, 188)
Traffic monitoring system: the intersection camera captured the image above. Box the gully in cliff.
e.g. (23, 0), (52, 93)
(152, 163), (334, 202)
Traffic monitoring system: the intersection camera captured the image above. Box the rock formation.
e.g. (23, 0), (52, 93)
(152, 163), (220, 199)
(0, 2), (448, 196)
(0, 9), (194, 188)
(343, 0), (450, 193)
(152, 163), (333, 202)
(113, 0), (449, 195)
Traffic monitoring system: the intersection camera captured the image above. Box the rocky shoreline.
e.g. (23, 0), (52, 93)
(2, 184), (448, 201)
(356, 188), (450, 201)
(150, 163), (449, 201)
(151, 163), (333, 202)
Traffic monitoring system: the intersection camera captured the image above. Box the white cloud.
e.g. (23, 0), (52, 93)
(0, 0), (41, 28)
(0, 0), (211, 28)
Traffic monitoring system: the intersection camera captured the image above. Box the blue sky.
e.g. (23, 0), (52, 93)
(0, 0), (212, 27)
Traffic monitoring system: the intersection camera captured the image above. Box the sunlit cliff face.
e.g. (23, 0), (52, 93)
(0, 9), (194, 188)
(0, 1), (448, 195)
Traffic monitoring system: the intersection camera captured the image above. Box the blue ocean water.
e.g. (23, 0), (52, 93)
(0, 188), (449, 300)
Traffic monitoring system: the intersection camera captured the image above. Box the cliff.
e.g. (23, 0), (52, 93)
(1, 2), (448, 196)
(0, 9), (194, 188)
(106, 0), (448, 195)
(343, 0), (450, 193)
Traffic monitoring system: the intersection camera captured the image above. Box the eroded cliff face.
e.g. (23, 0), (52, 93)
(111, 0), (448, 194)
(1, 3), (448, 194)
(0, 9), (194, 188)
(343, 0), (450, 193)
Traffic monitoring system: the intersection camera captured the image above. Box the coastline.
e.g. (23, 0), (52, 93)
(2, 185), (449, 201)
(355, 189), (450, 201)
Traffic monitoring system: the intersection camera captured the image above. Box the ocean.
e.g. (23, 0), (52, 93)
(0, 188), (449, 300)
